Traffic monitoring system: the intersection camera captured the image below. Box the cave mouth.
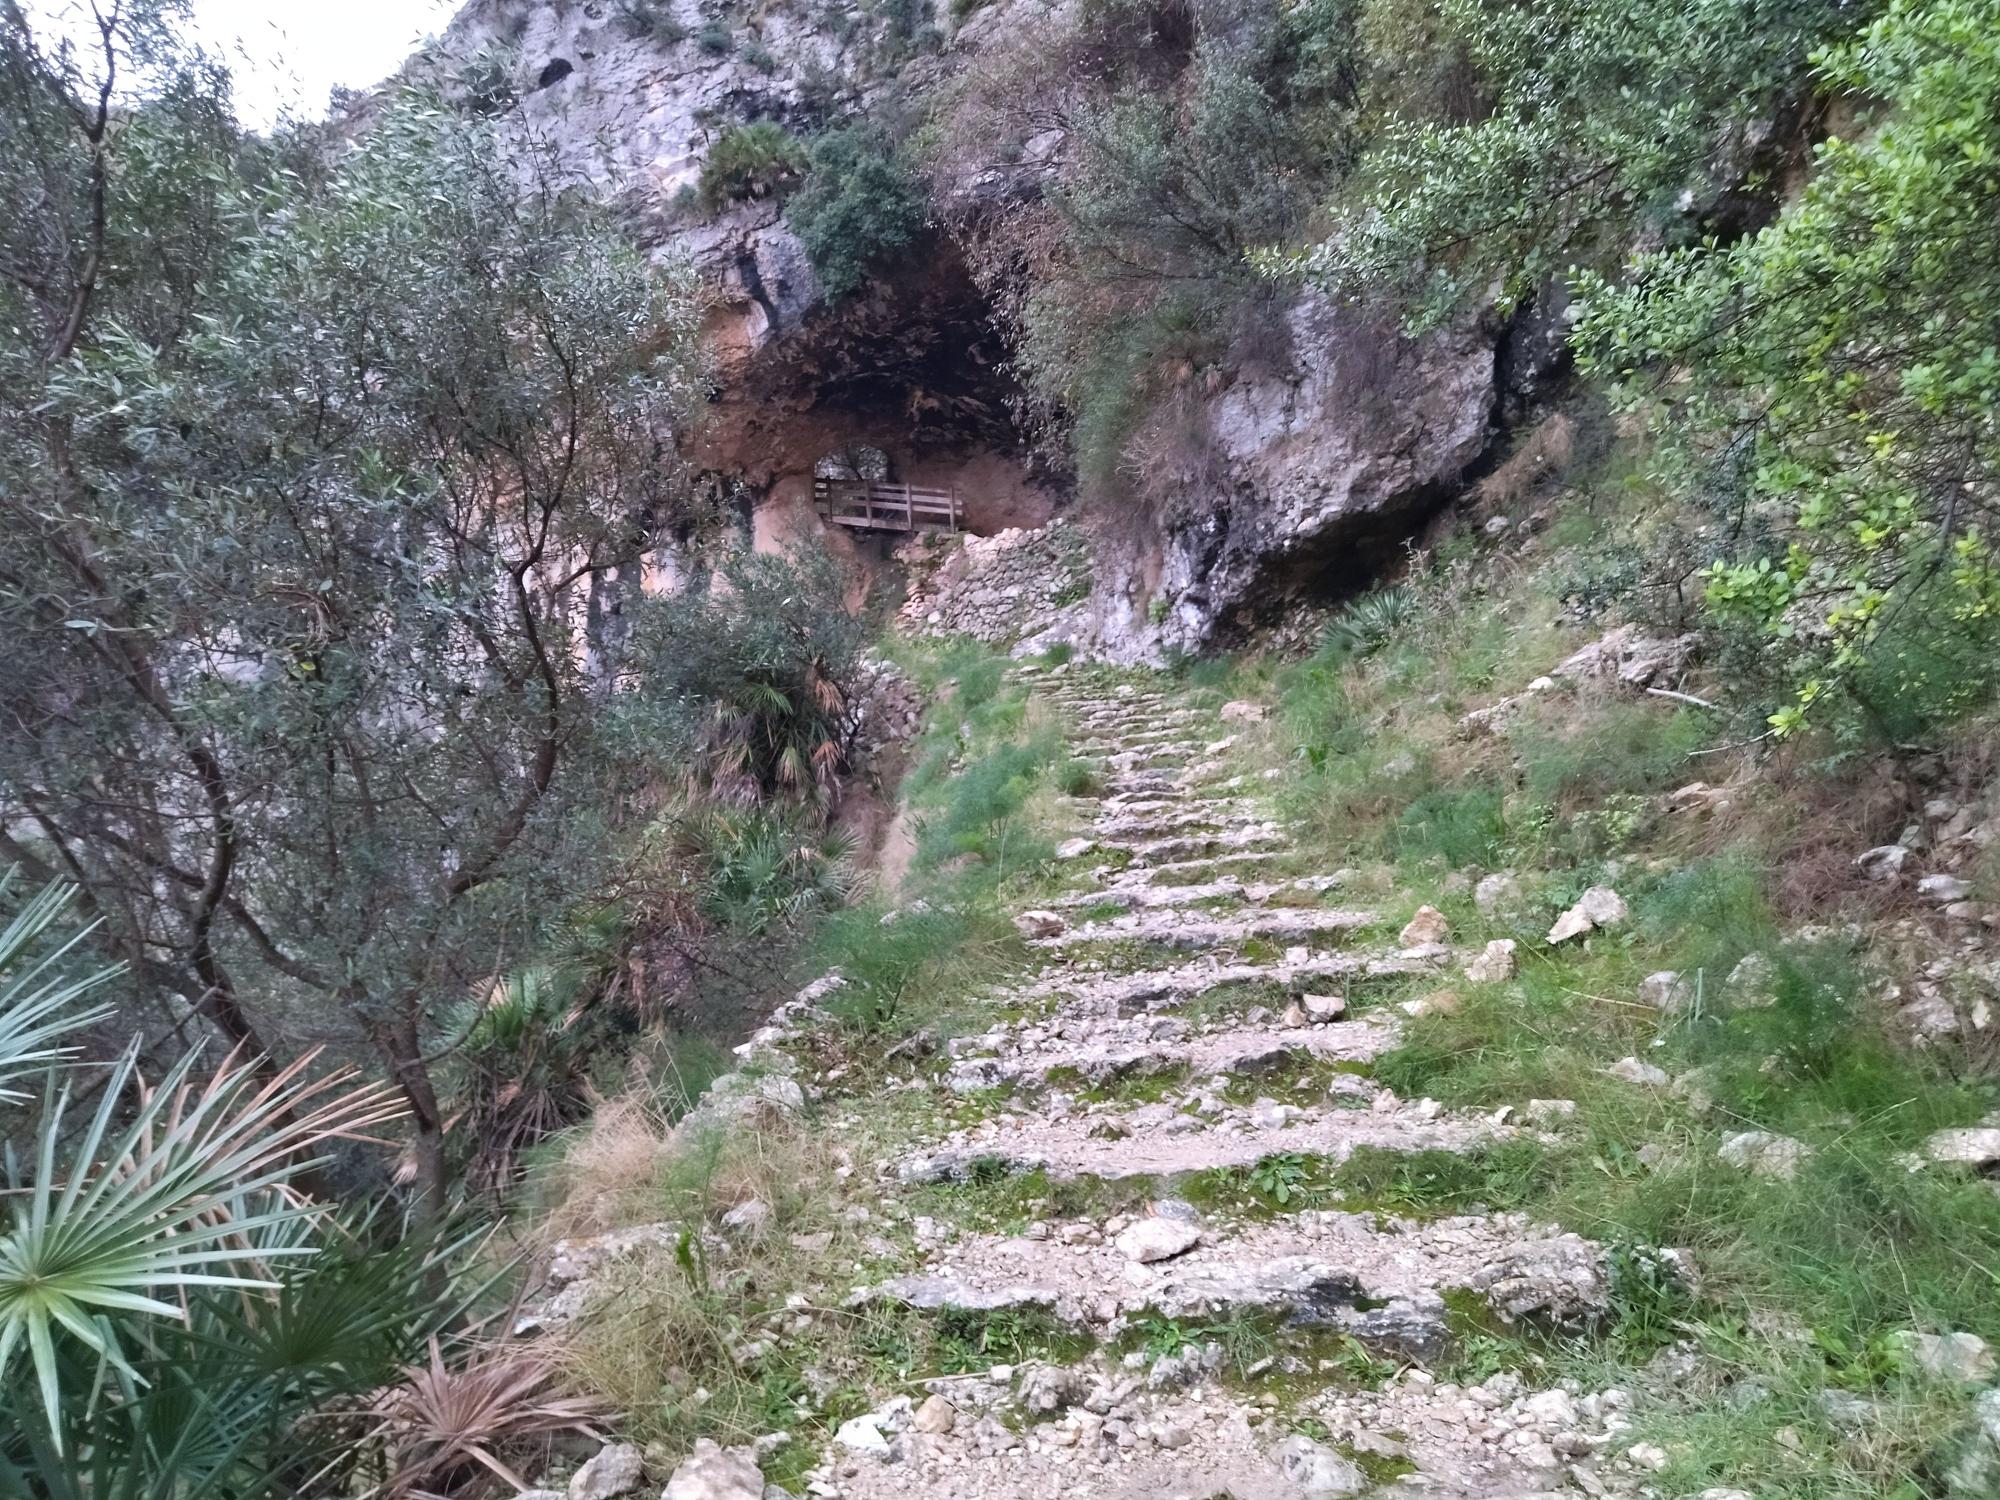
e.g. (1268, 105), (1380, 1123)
(706, 231), (1062, 533)
(536, 58), (575, 88)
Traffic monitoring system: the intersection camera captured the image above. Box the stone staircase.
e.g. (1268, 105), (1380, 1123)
(774, 671), (1673, 1499)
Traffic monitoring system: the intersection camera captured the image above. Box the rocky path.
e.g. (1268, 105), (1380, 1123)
(793, 671), (1679, 1500)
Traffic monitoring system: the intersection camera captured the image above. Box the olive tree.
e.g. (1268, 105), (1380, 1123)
(0, 1), (710, 1213)
(1576, 0), (2000, 734)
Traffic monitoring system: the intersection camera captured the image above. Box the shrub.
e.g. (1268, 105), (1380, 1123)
(682, 805), (861, 934)
(1323, 586), (1420, 661)
(695, 20), (733, 53)
(697, 121), (809, 211)
(1576, 0), (2000, 736)
(616, 0), (687, 42)
(1395, 785), (1506, 867)
(786, 125), (927, 298)
(629, 551), (865, 807)
(914, 734), (1058, 869)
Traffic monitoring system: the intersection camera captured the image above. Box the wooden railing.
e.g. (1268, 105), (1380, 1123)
(813, 478), (962, 534)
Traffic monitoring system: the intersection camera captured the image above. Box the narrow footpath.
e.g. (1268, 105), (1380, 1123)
(787, 670), (1676, 1500)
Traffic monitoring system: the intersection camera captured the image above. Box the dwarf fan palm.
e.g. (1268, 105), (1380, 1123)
(0, 878), (406, 1450)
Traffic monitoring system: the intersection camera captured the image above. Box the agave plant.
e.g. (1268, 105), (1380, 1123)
(1322, 585), (1420, 661)
(372, 1340), (605, 1496)
(0, 877), (408, 1465)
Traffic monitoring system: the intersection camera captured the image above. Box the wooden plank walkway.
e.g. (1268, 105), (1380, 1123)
(813, 478), (961, 534)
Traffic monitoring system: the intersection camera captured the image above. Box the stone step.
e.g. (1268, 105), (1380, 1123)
(897, 1094), (1509, 1187)
(941, 1016), (1403, 1096)
(871, 1211), (1611, 1350)
(1094, 793), (1257, 816)
(1090, 808), (1268, 840)
(1122, 850), (1290, 881)
(1045, 873), (1340, 914)
(1015, 949), (1443, 1019)
(1031, 907), (1378, 955)
(1107, 746), (1195, 766)
(823, 1375), (1606, 1500)
(1072, 726), (1213, 748)
(1097, 827), (1287, 862)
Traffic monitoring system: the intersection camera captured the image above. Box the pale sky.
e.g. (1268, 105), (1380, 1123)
(188, 0), (466, 124)
(32, 0), (467, 128)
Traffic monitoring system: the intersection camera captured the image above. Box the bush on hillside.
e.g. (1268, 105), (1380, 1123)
(698, 121), (809, 210)
(628, 550), (866, 807)
(1294, 0), (1863, 324)
(786, 124), (927, 298)
(1578, 0), (2000, 737)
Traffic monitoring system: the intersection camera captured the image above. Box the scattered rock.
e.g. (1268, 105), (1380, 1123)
(1270, 1433), (1367, 1497)
(1114, 1217), (1204, 1264)
(912, 1394), (956, 1434)
(1551, 625), (1698, 688)
(1638, 970), (1693, 1012)
(1895, 1330), (1995, 1383)
(1525, 1098), (1578, 1127)
(1625, 1441), (1669, 1471)
(1920, 873), (1974, 904)
(1016, 1362), (1088, 1414)
(1548, 886), (1628, 943)
(1302, 991), (1347, 1021)
(1606, 1056), (1669, 1088)
(1717, 1131), (1813, 1180)
(1726, 952), (1778, 1008)
(569, 1442), (645, 1500)
(832, 1414), (892, 1456)
(1400, 988), (1461, 1019)
(1219, 701), (1268, 723)
(1668, 782), (1733, 816)
(1055, 838), (1098, 860)
(1926, 1127), (2000, 1168)
(1013, 910), (1067, 940)
(720, 1199), (772, 1236)
(1471, 1236), (1612, 1328)
(1464, 938), (1518, 983)
(1474, 870), (1523, 914)
(660, 1439), (763, 1500)
(1855, 845), (1911, 881)
(1947, 1388), (2000, 1495)
(1399, 904), (1450, 948)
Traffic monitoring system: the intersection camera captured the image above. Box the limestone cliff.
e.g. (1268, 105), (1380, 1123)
(403, 0), (1506, 658)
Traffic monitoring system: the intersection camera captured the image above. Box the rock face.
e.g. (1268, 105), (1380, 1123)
(902, 298), (1497, 661)
(405, 4), (1502, 663)
(1145, 296), (1495, 656)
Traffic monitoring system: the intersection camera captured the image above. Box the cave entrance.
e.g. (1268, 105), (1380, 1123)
(699, 238), (1063, 538)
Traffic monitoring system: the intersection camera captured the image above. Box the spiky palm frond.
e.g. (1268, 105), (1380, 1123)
(0, 1044), (405, 1442)
(0, 875), (119, 1100)
(1322, 585), (1419, 661)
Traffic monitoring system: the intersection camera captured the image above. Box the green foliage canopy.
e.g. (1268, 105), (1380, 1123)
(0, 4), (711, 1214)
(786, 124), (928, 298)
(1576, 0), (2000, 732)
(1293, 0), (1867, 327)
